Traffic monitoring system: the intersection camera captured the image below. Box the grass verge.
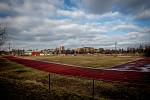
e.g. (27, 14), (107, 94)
(0, 56), (150, 100)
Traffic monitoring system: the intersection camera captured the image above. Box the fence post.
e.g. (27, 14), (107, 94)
(92, 79), (95, 100)
(49, 73), (51, 93)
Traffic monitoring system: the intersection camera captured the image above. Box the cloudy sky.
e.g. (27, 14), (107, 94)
(0, 0), (150, 50)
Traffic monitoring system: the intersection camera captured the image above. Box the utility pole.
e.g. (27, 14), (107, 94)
(92, 79), (95, 100)
(48, 73), (51, 93)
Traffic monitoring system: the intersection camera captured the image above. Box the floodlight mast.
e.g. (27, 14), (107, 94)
(115, 41), (117, 56)
(115, 42), (117, 51)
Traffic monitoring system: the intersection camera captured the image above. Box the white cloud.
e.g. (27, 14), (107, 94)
(127, 32), (142, 38)
(127, 30), (150, 40)
(1, 0), (150, 49)
(57, 10), (122, 21)
(112, 23), (140, 31)
(135, 9), (150, 20)
(0, 3), (10, 11)
(57, 10), (86, 19)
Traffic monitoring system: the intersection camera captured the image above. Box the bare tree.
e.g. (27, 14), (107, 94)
(0, 24), (7, 47)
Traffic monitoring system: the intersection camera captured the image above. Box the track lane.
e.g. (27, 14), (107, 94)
(5, 56), (150, 85)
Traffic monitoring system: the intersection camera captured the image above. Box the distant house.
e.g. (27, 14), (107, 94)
(32, 51), (40, 56)
(25, 51), (32, 56)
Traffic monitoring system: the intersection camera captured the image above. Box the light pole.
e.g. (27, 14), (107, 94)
(115, 42), (117, 56)
(9, 42), (11, 55)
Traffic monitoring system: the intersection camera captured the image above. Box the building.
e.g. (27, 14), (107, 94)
(76, 47), (94, 54)
(59, 45), (65, 54)
(83, 47), (94, 54)
(32, 51), (40, 56)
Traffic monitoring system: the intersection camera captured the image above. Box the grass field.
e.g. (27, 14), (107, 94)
(24, 55), (141, 68)
(1, 56), (150, 100)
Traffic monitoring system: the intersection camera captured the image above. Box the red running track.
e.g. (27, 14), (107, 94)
(5, 56), (150, 85)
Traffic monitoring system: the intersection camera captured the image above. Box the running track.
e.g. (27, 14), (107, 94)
(5, 56), (150, 85)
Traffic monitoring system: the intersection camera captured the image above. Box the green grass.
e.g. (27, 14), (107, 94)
(25, 55), (141, 68)
(0, 56), (150, 100)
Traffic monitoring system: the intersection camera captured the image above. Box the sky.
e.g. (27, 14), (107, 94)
(0, 0), (150, 50)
